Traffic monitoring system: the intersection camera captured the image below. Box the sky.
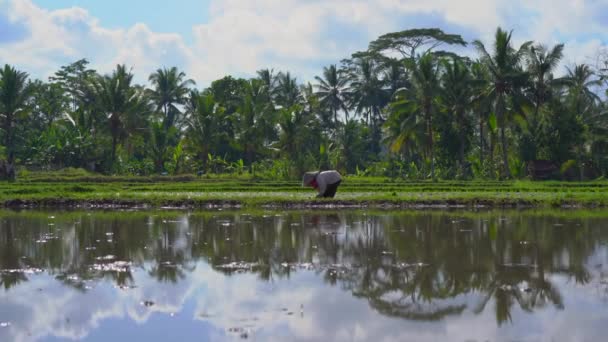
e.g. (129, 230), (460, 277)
(1, 0), (608, 86)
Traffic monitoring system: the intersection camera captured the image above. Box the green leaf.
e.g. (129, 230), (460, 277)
(488, 112), (497, 132)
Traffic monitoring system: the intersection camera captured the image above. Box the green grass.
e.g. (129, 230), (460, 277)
(1, 172), (608, 208)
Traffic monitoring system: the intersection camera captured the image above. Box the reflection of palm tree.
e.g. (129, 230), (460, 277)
(0, 210), (604, 328)
(149, 227), (195, 283)
(0, 225), (28, 290)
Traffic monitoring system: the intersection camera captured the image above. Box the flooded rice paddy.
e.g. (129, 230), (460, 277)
(1, 209), (608, 341)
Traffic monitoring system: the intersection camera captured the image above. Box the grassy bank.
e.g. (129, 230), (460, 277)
(1, 170), (607, 208)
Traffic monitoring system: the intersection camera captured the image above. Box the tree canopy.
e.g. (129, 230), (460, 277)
(0, 26), (607, 180)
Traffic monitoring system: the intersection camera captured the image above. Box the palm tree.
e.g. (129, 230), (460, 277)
(384, 91), (427, 164)
(405, 53), (442, 180)
(257, 68), (278, 101)
(383, 59), (409, 99)
(314, 65), (350, 126)
(184, 91), (228, 171)
(0, 65), (32, 174)
(348, 58), (387, 126)
(276, 104), (318, 174)
(563, 64), (604, 179)
(90, 65), (150, 169)
(440, 57), (476, 176)
(473, 28), (532, 178)
(564, 64), (601, 114)
(237, 79), (275, 165)
(470, 61), (492, 171)
(148, 67), (195, 129)
(275, 72), (300, 108)
(520, 44), (565, 161)
(526, 44), (564, 115)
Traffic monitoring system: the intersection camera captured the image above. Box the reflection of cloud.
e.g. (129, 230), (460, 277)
(2, 211), (608, 341)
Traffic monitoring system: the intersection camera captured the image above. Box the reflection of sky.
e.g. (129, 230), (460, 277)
(1, 261), (608, 342)
(2, 212), (608, 341)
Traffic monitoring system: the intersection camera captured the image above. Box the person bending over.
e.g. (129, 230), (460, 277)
(302, 170), (342, 198)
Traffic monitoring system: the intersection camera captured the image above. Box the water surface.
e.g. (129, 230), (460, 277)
(1, 210), (607, 342)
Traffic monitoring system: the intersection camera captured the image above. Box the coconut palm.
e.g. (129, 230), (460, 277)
(148, 67), (195, 129)
(383, 59), (409, 99)
(275, 72), (300, 108)
(184, 91), (228, 171)
(384, 90), (427, 163)
(0, 65), (32, 170)
(257, 68), (278, 101)
(406, 53), (442, 179)
(90, 65), (150, 169)
(237, 79), (275, 165)
(440, 57), (476, 176)
(519, 44), (565, 161)
(348, 58), (387, 126)
(473, 28), (532, 178)
(470, 61), (493, 171)
(526, 44), (564, 114)
(563, 64), (605, 179)
(314, 64), (350, 126)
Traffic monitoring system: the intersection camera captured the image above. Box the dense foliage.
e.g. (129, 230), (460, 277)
(1, 27), (607, 180)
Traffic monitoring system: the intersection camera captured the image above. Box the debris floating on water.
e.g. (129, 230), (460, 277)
(91, 261), (131, 273)
(216, 262), (262, 271)
(141, 300), (155, 307)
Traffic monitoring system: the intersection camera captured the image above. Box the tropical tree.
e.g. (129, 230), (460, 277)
(383, 59), (410, 98)
(30, 81), (70, 130)
(0, 64), (32, 179)
(470, 61), (493, 174)
(275, 72), (300, 108)
(369, 28), (467, 61)
(257, 68), (278, 101)
(347, 58), (387, 126)
(90, 65), (150, 170)
(526, 44), (564, 115)
(148, 67), (195, 129)
(236, 79), (276, 165)
(403, 53), (442, 179)
(314, 64), (350, 127)
(473, 28), (532, 178)
(519, 44), (564, 161)
(184, 92), (229, 172)
(440, 57), (476, 176)
(563, 64), (604, 178)
(276, 104), (322, 174)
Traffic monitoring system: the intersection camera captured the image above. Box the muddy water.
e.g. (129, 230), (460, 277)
(0, 210), (607, 342)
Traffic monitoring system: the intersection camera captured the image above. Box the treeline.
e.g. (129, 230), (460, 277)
(1, 27), (607, 180)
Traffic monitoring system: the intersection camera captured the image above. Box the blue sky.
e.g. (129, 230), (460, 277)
(31, 0), (210, 41)
(1, 0), (607, 86)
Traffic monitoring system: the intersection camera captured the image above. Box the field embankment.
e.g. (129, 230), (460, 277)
(1, 171), (607, 209)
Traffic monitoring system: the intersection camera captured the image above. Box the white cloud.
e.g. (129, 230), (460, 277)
(0, 0), (607, 86)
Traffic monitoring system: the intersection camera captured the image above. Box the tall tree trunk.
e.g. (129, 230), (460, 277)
(426, 100), (435, 181)
(459, 115), (467, 178)
(500, 125), (510, 179)
(479, 116), (484, 169)
(496, 95), (511, 178)
(3, 114), (14, 162)
(578, 144), (584, 181)
(111, 134), (118, 171)
(489, 132), (495, 177)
